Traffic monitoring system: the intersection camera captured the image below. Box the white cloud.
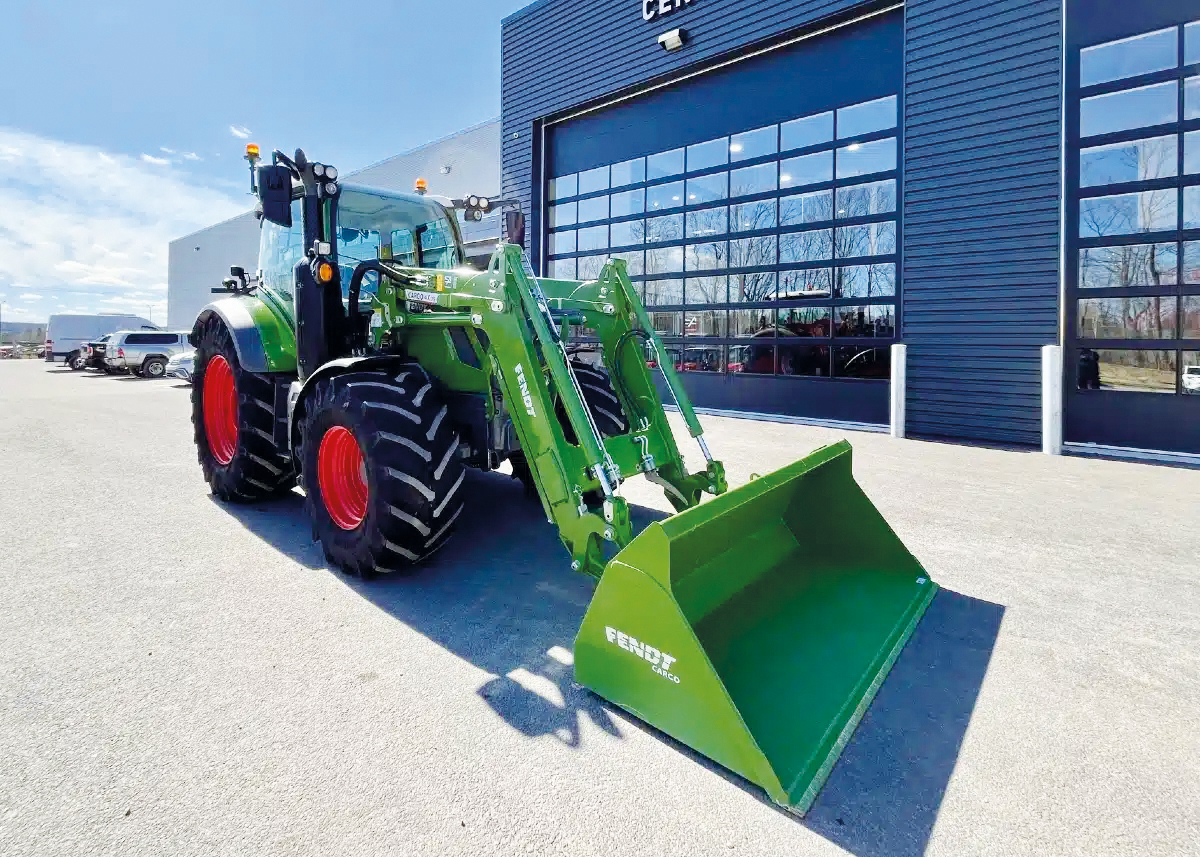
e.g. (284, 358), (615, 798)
(182, 152), (201, 161)
(19, 293), (40, 300)
(0, 126), (245, 319)
(160, 146), (176, 154)
(229, 125), (252, 139)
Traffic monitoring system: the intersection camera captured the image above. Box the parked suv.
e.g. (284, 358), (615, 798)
(105, 331), (191, 378)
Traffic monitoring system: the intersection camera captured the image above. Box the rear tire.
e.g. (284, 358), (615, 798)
(144, 357), (167, 378)
(68, 352), (85, 370)
(300, 367), (467, 577)
(191, 314), (296, 501)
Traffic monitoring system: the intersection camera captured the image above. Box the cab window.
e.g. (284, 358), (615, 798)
(258, 198), (304, 300)
(392, 220), (458, 270)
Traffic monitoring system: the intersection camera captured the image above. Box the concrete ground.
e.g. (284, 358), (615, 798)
(0, 359), (1196, 857)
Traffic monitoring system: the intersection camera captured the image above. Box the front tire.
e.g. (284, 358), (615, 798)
(191, 315), (296, 501)
(301, 368), (467, 577)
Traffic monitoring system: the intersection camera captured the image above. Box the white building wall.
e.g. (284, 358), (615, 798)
(167, 119), (501, 330)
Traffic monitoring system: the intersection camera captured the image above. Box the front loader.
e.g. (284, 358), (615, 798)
(189, 145), (936, 815)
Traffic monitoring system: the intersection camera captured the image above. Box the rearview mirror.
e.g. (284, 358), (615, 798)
(257, 164), (293, 227)
(505, 209), (526, 246)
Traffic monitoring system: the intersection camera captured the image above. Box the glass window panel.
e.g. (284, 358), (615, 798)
(1080, 135), (1178, 187)
(646, 246), (685, 275)
(549, 174), (577, 201)
(1077, 296), (1176, 338)
(728, 343), (776, 375)
(1185, 241), (1200, 284)
(685, 241), (727, 272)
(780, 189), (834, 226)
(686, 276), (728, 304)
(779, 305), (832, 338)
(780, 268), (832, 299)
(1186, 131), (1200, 175)
(779, 151), (832, 189)
(609, 188), (645, 218)
(779, 228), (833, 264)
(834, 346), (891, 378)
(577, 224), (608, 253)
(1080, 81), (1178, 137)
(781, 111), (833, 151)
(687, 137), (729, 172)
(1184, 77), (1199, 119)
(778, 343), (831, 376)
(1182, 351), (1200, 395)
(610, 157), (645, 188)
(729, 235), (777, 269)
(1077, 348), (1177, 392)
(678, 345), (726, 373)
(647, 147), (685, 180)
(649, 311), (684, 337)
(1186, 186), (1200, 229)
(1080, 190), (1177, 237)
(686, 206), (728, 238)
(684, 309), (727, 338)
(836, 179), (896, 219)
(835, 222), (897, 259)
(1182, 297), (1200, 338)
(644, 279), (683, 306)
(610, 219), (645, 247)
(577, 254), (608, 280)
(1188, 22), (1200, 65)
(729, 125), (777, 162)
(645, 213), (684, 243)
(577, 195), (609, 224)
(731, 308), (777, 338)
(731, 200), (776, 232)
(730, 272), (777, 302)
(835, 304), (895, 337)
(836, 263), (897, 298)
(647, 181), (685, 212)
(1080, 243), (1178, 288)
(548, 230), (576, 256)
(548, 258), (576, 279)
(609, 250), (644, 277)
(577, 166), (609, 195)
(687, 173), (728, 206)
(548, 201), (577, 228)
(1080, 27), (1178, 87)
(836, 137), (897, 179)
(729, 163), (777, 198)
(837, 95), (898, 139)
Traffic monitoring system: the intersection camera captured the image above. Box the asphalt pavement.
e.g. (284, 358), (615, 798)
(0, 360), (1196, 856)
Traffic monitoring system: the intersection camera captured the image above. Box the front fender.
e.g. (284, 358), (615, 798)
(191, 296), (297, 374)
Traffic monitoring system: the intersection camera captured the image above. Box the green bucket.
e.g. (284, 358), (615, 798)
(574, 440), (936, 814)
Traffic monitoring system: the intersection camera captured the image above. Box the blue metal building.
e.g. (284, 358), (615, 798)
(500, 0), (1200, 457)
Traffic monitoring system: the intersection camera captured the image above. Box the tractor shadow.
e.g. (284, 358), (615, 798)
(221, 469), (1004, 854)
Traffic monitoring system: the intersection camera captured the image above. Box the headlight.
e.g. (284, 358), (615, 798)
(324, 166), (337, 180)
(313, 164), (326, 178)
(479, 197), (490, 210)
(467, 195), (479, 208)
(324, 182), (338, 196)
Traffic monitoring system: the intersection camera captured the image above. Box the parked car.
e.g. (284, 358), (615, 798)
(45, 313), (158, 369)
(82, 335), (116, 371)
(104, 331), (191, 378)
(165, 349), (195, 382)
(1184, 365), (1200, 393)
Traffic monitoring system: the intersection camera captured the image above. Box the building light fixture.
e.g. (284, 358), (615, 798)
(657, 28), (685, 51)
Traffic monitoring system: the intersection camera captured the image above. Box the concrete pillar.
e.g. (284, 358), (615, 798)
(1042, 344), (1063, 455)
(890, 343), (906, 439)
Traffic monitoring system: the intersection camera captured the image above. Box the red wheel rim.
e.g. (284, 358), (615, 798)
(317, 426), (368, 530)
(202, 355), (238, 465)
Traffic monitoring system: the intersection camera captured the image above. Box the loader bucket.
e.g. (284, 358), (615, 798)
(574, 440), (936, 815)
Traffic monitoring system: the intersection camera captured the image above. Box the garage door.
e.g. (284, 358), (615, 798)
(543, 10), (903, 424)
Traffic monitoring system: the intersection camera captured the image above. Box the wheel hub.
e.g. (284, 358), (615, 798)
(317, 425), (368, 530)
(202, 355), (238, 465)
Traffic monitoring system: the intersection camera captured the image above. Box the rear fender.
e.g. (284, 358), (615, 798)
(192, 297), (296, 375)
(286, 355), (412, 467)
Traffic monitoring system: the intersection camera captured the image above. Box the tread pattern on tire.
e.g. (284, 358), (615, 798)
(191, 314), (296, 502)
(557, 360), (630, 442)
(300, 366), (466, 577)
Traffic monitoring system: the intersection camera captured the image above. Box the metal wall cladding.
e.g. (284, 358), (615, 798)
(902, 0), (1063, 445)
(501, 0), (873, 260)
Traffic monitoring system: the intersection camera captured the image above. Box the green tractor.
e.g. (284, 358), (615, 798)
(189, 146), (937, 815)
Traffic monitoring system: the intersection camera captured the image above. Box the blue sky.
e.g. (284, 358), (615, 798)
(0, 0), (530, 324)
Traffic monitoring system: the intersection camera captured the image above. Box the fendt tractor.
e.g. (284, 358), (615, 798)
(188, 144), (937, 814)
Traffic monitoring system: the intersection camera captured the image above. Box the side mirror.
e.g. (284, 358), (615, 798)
(257, 164), (293, 227)
(505, 210), (526, 246)
(230, 266), (245, 278)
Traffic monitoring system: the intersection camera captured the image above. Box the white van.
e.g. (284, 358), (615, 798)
(45, 314), (159, 369)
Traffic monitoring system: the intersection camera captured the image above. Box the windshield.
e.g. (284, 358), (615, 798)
(1186, 367), (1200, 376)
(336, 185), (461, 292)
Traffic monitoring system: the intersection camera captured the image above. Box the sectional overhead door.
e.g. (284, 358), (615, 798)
(542, 10), (904, 424)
